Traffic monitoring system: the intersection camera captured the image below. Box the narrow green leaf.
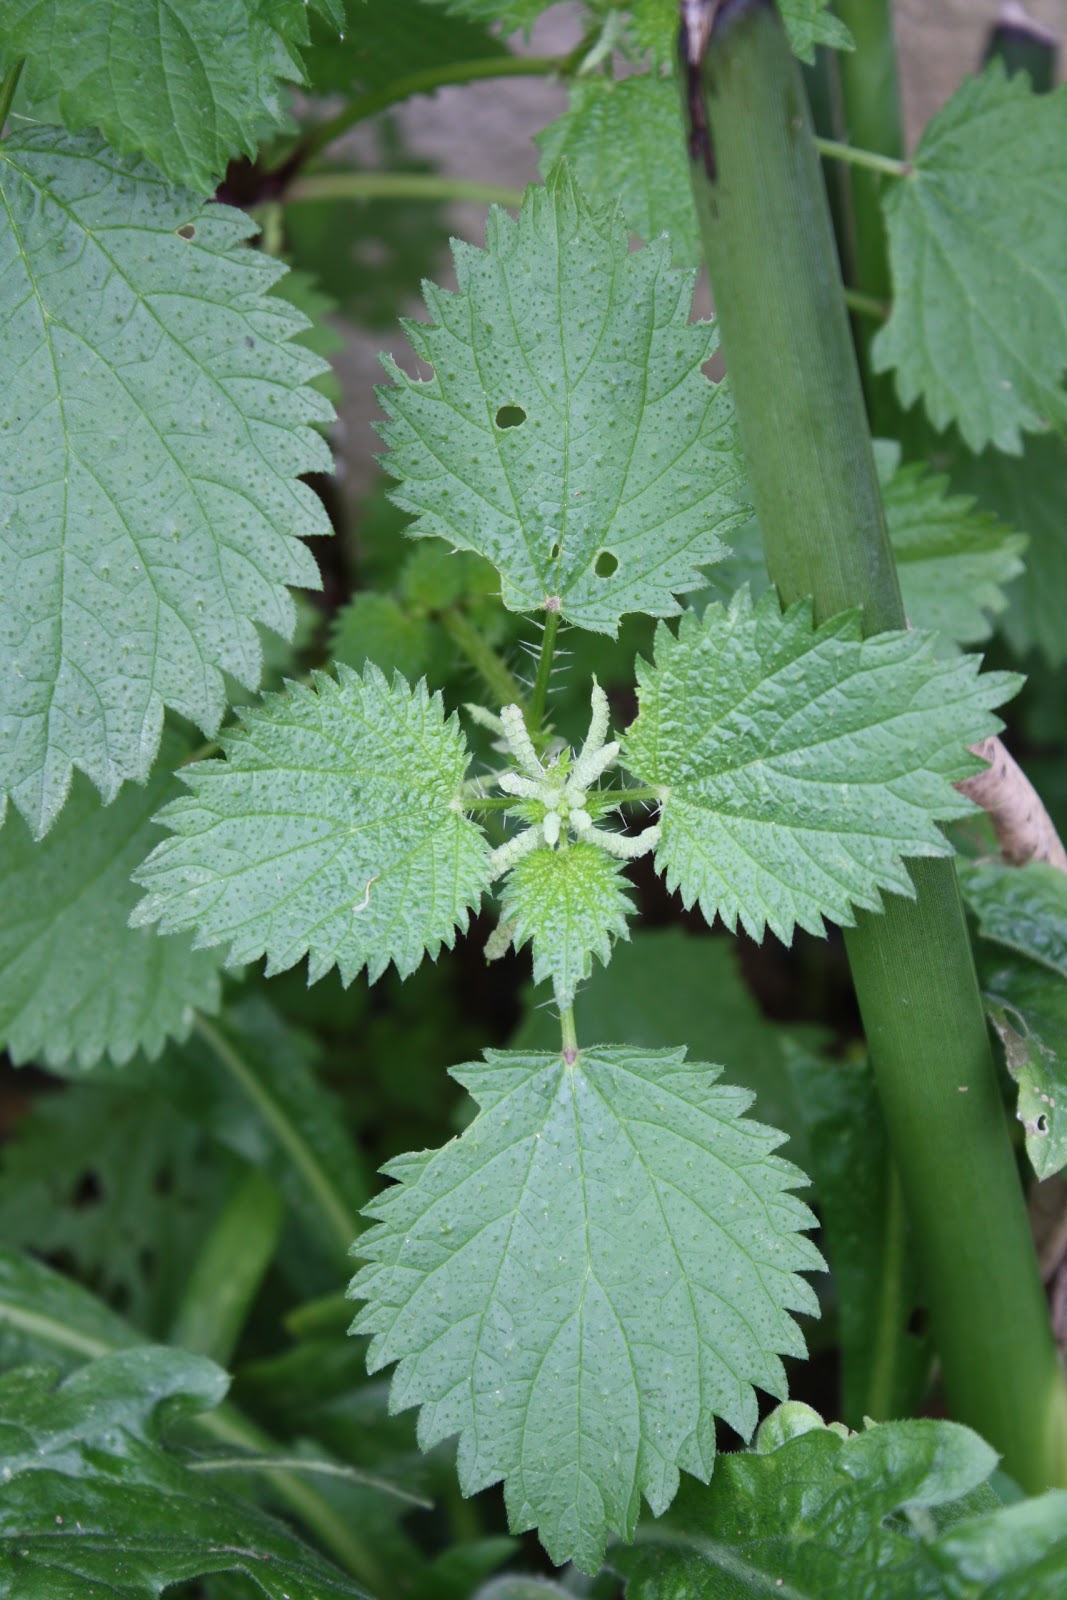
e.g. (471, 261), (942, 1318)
(0, 0), (341, 191)
(133, 667), (490, 985)
(376, 166), (748, 633)
(983, 955), (1067, 1181)
(352, 1044), (821, 1572)
(500, 840), (633, 1006)
(0, 1249), (136, 1371)
(0, 1346), (369, 1598)
(0, 130), (333, 837)
(873, 62), (1067, 452)
(959, 859), (1067, 979)
(536, 78), (701, 266)
(623, 588), (1018, 944)
(617, 1405), (1067, 1598)
(0, 733), (224, 1071)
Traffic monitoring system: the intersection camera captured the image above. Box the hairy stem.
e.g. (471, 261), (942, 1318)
(0, 60), (23, 133)
(440, 607), (526, 709)
(286, 172), (524, 210)
(289, 55), (565, 171)
(812, 134), (907, 179)
(684, 0), (1067, 1489)
(560, 1005), (578, 1064)
(528, 609), (560, 735)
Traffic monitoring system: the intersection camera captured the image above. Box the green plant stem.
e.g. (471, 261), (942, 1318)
(528, 610), (560, 735)
(170, 1168), (283, 1365)
(440, 606), (525, 708)
(286, 172), (524, 210)
(685, 0), (1067, 1490)
(293, 55), (565, 169)
(811, 134), (907, 179)
(560, 1005), (578, 1063)
(187, 1453), (430, 1508)
(864, 1164), (909, 1422)
(0, 61), (22, 133)
(830, 0), (905, 419)
(192, 1015), (358, 1261)
(841, 287), (888, 322)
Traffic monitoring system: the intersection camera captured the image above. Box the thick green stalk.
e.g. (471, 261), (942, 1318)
(170, 1168), (283, 1364)
(684, 0), (1067, 1488)
(528, 609), (560, 735)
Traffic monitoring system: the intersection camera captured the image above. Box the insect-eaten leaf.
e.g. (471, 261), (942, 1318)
(352, 1044), (821, 1572)
(983, 954), (1067, 1181)
(622, 588), (1018, 944)
(132, 667), (490, 986)
(376, 164), (749, 634)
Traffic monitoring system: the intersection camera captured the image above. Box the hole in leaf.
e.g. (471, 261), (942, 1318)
(595, 550), (619, 578)
(177, 223), (196, 240)
(495, 404), (526, 429)
(1037, 1113), (1050, 1133)
(549, 542), (561, 560)
(906, 1305), (930, 1339)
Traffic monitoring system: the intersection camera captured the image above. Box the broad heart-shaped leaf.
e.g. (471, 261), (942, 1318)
(0, 130), (333, 838)
(627, 0), (852, 64)
(0, 1346), (368, 1599)
(622, 588), (1018, 944)
(959, 859), (1067, 979)
(616, 1405), (1067, 1599)
(536, 78), (702, 268)
(351, 1044), (821, 1573)
(132, 667), (491, 985)
(982, 954), (1067, 1181)
(873, 62), (1067, 453)
(499, 840), (634, 1006)
(0, 731), (224, 1071)
(0, 0), (341, 192)
(376, 166), (749, 634)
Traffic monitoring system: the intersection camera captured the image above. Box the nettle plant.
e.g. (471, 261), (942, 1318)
(4, 0), (1067, 1596)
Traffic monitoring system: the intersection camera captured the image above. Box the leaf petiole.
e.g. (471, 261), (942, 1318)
(0, 60), (22, 134)
(528, 609), (560, 734)
(813, 135), (909, 179)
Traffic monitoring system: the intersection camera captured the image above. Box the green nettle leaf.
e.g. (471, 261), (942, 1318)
(876, 446), (1026, 649)
(589, 1), (853, 66)
(622, 588), (1018, 944)
(536, 78), (701, 267)
(132, 667), (490, 985)
(0, 1083), (228, 1336)
(352, 1044), (821, 1572)
(951, 432), (1067, 668)
(376, 167), (749, 634)
(303, 0), (507, 95)
(499, 841), (633, 1006)
(0, 1347), (367, 1598)
(873, 63), (1067, 453)
(0, 734), (223, 1071)
(0, 1248), (137, 1371)
(330, 592), (439, 682)
(0, 0), (341, 192)
(959, 859), (1067, 979)
(0, 130), (333, 838)
(982, 954), (1067, 1181)
(616, 1404), (1067, 1598)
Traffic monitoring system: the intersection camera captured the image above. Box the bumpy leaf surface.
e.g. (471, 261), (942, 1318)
(960, 859), (1067, 979)
(376, 167), (748, 633)
(537, 79), (701, 266)
(0, 0), (341, 192)
(873, 64), (1067, 453)
(352, 1044), (821, 1571)
(0, 1346), (367, 1598)
(132, 667), (490, 984)
(500, 840), (633, 1005)
(983, 954), (1067, 1181)
(877, 447), (1026, 648)
(617, 1405), (1067, 1599)
(0, 734), (223, 1071)
(0, 130), (332, 837)
(623, 589), (1017, 943)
